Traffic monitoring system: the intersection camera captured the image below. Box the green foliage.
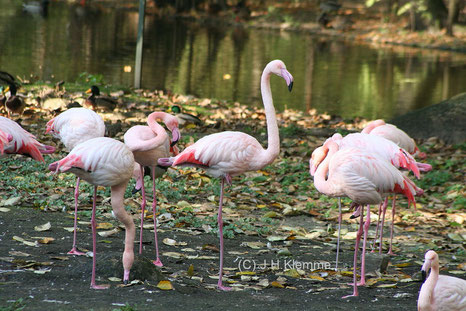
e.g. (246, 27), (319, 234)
(417, 170), (451, 187)
(76, 72), (105, 86)
(0, 299), (26, 311)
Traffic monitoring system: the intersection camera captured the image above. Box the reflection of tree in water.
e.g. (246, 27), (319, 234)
(231, 26), (249, 102)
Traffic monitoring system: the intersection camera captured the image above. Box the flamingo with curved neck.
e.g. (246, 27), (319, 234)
(418, 250), (466, 311)
(158, 60), (293, 290)
(124, 111), (180, 267)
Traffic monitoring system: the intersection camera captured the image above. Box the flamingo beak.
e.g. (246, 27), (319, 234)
(170, 128), (180, 147)
(281, 68), (294, 92)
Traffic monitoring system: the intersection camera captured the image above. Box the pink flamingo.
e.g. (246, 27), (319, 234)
(46, 108), (106, 255)
(0, 116), (55, 161)
(418, 250), (466, 311)
(158, 60), (293, 290)
(311, 139), (420, 297)
(0, 129), (13, 154)
(328, 132), (425, 255)
(123, 111), (180, 267)
(362, 119), (432, 254)
(362, 119), (427, 159)
(49, 137), (135, 289)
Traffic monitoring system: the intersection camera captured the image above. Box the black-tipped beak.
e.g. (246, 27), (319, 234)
(124, 280), (128, 285)
(170, 128), (180, 147)
(421, 270), (426, 282)
(132, 186), (141, 195)
(288, 81), (293, 92)
(349, 214), (357, 219)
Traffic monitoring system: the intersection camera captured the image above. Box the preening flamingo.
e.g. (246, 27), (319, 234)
(418, 250), (466, 311)
(124, 111), (180, 267)
(158, 60), (293, 290)
(46, 108), (106, 255)
(362, 119), (427, 160)
(49, 137), (135, 289)
(0, 129), (13, 154)
(310, 139), (420, 297)
(0, 116), (55, 161)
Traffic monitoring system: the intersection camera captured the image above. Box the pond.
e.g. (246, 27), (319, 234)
(1, 0), (465, 119)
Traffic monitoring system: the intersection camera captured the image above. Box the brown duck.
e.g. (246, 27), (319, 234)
(84, 85), (117, 112)
(5, 84), (25, 117)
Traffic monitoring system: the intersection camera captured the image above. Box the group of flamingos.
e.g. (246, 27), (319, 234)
(0, 60), (464, 309)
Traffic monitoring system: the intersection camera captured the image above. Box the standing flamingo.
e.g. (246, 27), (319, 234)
(0, 129), (13, 154)
(328, 132), (426, 255)
(311, 139), (420, 297)
(362, 119), (432, 254)
(0, 116), (55, 161)
(158, 60), (293, 290)
(124, 111), (180, 267)
(418, 250), (466, 311)
(46, 108), (106, 255)
(49, 137), (135, 289)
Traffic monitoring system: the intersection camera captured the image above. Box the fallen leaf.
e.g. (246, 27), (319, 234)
(108, 277), (122, 282)
(162, 252), (185, 259)
(98, 228), (119, 237)
(38, 237), (55, 244)
(96, 222), (113, 230)
(63, 227), (75, 232)
(270, 281), (285, 288)
(9, 251), (31, 257)
(157, 280), (173, 290)
(0, 196), (21, 206)
(0, 208), (11, 212)
(34, 222), (51, 232)
(242, 241), (266, 249)
(187, 264), (194, 277)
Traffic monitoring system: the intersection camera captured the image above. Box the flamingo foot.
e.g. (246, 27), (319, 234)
(342, 293), (358, 299)
(217, 284), (232, 291)
(91, 284), (109, 290)
(387, 250), (396, 256)
(67, 248), (86, 256)
(153, 258), (163, 267)
(357, 280), (366, 286)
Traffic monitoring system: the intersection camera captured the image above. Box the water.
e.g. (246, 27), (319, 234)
(1, 0), (465, 119)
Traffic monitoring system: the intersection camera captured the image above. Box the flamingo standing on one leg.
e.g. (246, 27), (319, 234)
(158, 60), (293, 290)
(46, 108), (106, 255)
(418, 250), (466, 311)
(123, 111), (180, 267)
(49, 137), (135, 289)
(310, 139), (420, 297)
(362, 119), (432, 255)
(0, 116), (55, 161)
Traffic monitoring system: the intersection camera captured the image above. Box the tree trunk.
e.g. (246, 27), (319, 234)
(446, 0), (460, 36)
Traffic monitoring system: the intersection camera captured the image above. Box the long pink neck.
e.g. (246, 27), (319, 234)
(418, 259), (439, 310)
(313, 142), (339, 196)
(362, 119), (385, 134)
(260, 67), (280, 165)
(144, 112), (169, 147)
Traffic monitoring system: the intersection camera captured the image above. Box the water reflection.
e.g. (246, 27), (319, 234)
(0, 0), (465, 119)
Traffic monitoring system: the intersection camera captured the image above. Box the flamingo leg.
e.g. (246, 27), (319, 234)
(68, 177), (85, 256)
(90, 186), (109, 289)
(139, 165), (146, 255)
(358, 205), (370, 286)
(371, 202), (382, 252)
(335, 197), (342, 271)
(217, 177), (232, 291)
(379, 197), (389, 254)
(151, 167), (163, 267)
(343, 204), (364, 298)
(387, 196), (396, 256)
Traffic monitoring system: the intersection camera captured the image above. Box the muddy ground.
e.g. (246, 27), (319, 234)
(0, 204), (428, 311)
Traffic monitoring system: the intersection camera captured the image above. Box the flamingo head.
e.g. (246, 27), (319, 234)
(421, 250), (438, 281)
(309, 145), (328, 176)
(45, 118), (55, 134)
(165, 115), (180, 147)
(361, 119), (386, 134)
(268, 60), (294, 92)
(0, 130), (12, 154)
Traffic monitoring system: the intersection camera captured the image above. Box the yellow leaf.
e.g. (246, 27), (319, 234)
(38, 237), (55, 244)
(236, 271), (256, 276)
(308, 275), (324, 281)
(393, 262), (411, 267)
(270, 281), (285, 288)
(157, 280), (173, 290)
(377, 283), (397, 288)
(96, 222), (113, 230)
(187, 264), (194, 277)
